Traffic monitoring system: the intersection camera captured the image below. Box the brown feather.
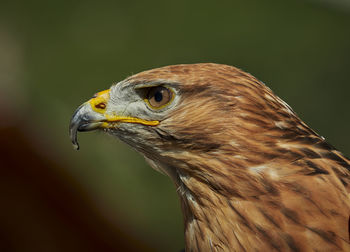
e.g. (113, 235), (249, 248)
(124, 64), (350, 251)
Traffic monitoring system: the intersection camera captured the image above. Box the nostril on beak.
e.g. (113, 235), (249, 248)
(95, 102), (106, 109)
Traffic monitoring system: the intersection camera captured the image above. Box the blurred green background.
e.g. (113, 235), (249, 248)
(0, 0), (349, 251)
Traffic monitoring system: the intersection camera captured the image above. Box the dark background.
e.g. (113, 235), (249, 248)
(1, 0), (349, 251)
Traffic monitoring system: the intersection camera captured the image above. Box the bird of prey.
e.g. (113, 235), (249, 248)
(69, 63), (350, 251)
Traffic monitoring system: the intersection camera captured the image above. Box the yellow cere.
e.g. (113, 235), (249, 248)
(89, 89), (110, 113)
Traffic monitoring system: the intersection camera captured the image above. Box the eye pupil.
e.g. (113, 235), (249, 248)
(154, 91), (163, 102)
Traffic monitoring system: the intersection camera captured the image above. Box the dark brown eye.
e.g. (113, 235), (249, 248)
(147, 86), (172, 108)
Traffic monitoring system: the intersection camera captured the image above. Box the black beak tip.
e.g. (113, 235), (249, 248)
(69, 126), (81, 151)
(69, 116), (81, 151)
(73, 143), (80, 150)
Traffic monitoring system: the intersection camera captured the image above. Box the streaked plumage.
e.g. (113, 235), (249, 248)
(70, 63), (350, 251)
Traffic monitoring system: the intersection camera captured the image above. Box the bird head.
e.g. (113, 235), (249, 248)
(69, 63), (350, 251)
(70, 63), (315, 193)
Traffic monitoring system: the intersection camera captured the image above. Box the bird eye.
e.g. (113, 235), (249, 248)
(146, 86), (173, 109)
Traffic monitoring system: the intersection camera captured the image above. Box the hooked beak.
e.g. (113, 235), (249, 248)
(69, 89), (110, 150)
(69, 102), (106, 150)
(69, 89), (160, 150)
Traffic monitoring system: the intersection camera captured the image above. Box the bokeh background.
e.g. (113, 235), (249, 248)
(1, 0), (350, 251)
